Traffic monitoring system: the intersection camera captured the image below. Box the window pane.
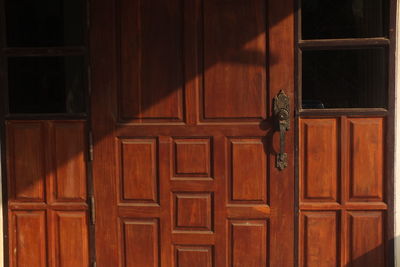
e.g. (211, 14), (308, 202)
(6, 0), (85, 47)
(302, 48), (387, 109)
(302, 0), (387, 39)
(8, 56), (86, 114)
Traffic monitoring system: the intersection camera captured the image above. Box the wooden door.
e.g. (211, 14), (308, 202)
(90, 0), (294, 266)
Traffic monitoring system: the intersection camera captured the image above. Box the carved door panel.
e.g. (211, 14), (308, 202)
(90, 0), (294, 266)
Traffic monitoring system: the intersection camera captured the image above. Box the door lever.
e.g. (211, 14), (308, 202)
(273, 90), (290, 171)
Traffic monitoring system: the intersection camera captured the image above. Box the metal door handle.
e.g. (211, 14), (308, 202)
(273, 90), (290, 171)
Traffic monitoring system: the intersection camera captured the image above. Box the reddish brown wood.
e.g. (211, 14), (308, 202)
(9, 210), (47, 267)
(299, 116), (387, 267)
(6, 121), (90, 267)
(51, 122), (87, 202)
(174, 138), (211, 177)
(346, 211), (384, 266)
(117, 138), (158, 203)
(91, 0), (294, 266)
(175, 246), (213, 267)
(52, 211), (89, 267)
(229, 138), (267, 203)
(300, 118), (339, 203)
(299, 211), (339, 267)
(7, 122), (46, 201)
(120, 219), (159, 267)
(346, 118), (384, 202)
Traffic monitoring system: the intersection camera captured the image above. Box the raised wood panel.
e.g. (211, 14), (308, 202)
(202, 0), (267, 120)
(229, 138), (267, 203)
(300, 118), (339, 202)
(119, 0), (184, 122)
(175, 246), (213, 267)
(347, 211), (384, 267)
(229, 220), (267, 267)
(174, 138), (211, 177)
(7, 122), (45, 201)
(300, 212), (339, 267)
(53, 122), (87, 202)
(121, 219), (159, 267)
(118, 138), (158, 203)
(10, 210), (47, 267)
(173, 193), (212, 231)
(347, 118), (384, 201)
(53, 211), (89, 267)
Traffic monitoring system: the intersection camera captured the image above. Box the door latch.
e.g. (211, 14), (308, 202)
(273, 90), (290, 171)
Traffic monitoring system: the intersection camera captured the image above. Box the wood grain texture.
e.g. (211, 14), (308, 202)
(7, 122), (45, 201)
(121, 219), (159, 267)
(173, 193), (212, 231)
(10, 210), (47, 267)
(175, 246), (213, 267)
(347, 118), (384, 201)
(6, 121), (90, 267)
(229, 138), (267, 203)
(300, 212), (339, 267)
(347, 211), (384, 267)
(52, 122), (87, 202)
(119, 0), (184, 122)
(229, 220), (268, 267)
(53, 211), (89, 267)
(300, 118), (339, 202)
(118, 138), (158, 203)
(174, 138), (211, 177)
(299, 116), (388, 266)
(202, 0), (267, 120)
(91, 0), (294, 266)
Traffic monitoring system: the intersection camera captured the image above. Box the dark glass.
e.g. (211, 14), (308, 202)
(302, 0), (388, 39)
(8, 56), (86, 114)
(6, 0), (85, 47)
(302, 48), (387, 109)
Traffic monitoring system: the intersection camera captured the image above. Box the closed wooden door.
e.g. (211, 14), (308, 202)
(90, 0), (294, 266)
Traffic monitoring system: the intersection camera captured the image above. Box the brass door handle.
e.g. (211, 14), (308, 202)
(273, 90), (290, 171)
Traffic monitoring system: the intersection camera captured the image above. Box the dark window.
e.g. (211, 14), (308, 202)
(302, 0), (387, 39)
(299, 0), (390, 110)
(8, 56), (85, 114)
(2, 0), (87, 115)
(5, 0), (85, 47)
(302, 48), (387, 109)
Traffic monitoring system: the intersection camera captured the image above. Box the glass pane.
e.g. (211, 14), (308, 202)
(302, 48), (387, 109)
(8, 56), (86, 114)
(302, 0), (387, 39)
(6, 0), (85, 47)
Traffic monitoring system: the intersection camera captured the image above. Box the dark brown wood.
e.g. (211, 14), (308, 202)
(90, 0), (295, 266)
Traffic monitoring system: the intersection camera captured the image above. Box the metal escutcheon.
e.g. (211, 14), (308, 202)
(273, 90), (290, 171)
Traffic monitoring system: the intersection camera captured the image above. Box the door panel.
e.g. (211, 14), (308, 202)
(299, 116), (387, 266)
(91, 0), (294, 266)
(6, 121), (90, 267)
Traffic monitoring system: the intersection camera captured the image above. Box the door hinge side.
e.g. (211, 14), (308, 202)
(88, 131), (94, 162)
(90, 195), (96, 225)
